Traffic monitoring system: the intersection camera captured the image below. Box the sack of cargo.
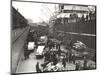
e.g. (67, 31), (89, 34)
(36, 46), (45, 55)
(28, 42), (35, 50)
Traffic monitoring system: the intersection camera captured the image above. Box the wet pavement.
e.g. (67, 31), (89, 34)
(16, 52), (44, 73)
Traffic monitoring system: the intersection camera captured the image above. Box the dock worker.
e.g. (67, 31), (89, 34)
(36, 62), (42, 73)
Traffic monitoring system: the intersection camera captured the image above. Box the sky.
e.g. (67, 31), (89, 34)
(12, 1), (58, 23)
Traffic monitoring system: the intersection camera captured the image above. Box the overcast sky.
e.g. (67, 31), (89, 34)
(12, 1), (58, 23)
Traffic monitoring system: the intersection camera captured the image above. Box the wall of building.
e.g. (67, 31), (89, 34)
(11, 7), (29, 73)
(11, 7), (28, 30)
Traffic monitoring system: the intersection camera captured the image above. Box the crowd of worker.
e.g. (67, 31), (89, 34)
(23, 29), (96, 73)
(36, 39), (96, 72)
